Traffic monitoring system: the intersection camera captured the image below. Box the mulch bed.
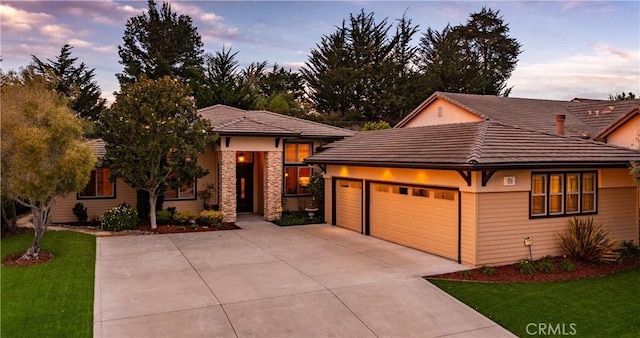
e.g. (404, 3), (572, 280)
(131, 222), (241, 234)
(428, 256), (640, 283)
(2, 251), (54, 267)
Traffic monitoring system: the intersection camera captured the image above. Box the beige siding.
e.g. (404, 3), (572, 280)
(403, 98), (483, 128)
(52, 178), (137, 223)
(460, 192), (478, 266)
(282, 196), (314, 211)
(477, 188), (638, 266)
(164, 147), (218, 215)
(606, 114), (640, 149)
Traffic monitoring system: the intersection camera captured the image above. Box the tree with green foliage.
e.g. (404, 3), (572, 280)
(98, 76), (214, 229)
(609, 92), (637, 101)
(198, 47), (257, 109)
(251, 63), (306, 116)
(361, 120), (391, 131)
(1, 73), (95, 260)
(29, 44), (106, 121)
(302, 10), (423, 125)
(117, 0), (204, 99)
(417, 7), (521, 96)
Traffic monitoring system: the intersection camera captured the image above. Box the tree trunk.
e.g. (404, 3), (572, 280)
(149, 194), (158, 229)
(20, 207), (50, 260)
(1, 199), (18, 232)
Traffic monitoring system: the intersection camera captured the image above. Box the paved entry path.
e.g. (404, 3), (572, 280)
(94, 215), (514, 337)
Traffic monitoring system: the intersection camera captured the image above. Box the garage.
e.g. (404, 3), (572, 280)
(334, 179), (363, 233)
(369, 183), (458, 260)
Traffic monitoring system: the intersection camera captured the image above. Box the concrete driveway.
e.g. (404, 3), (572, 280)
(94, 215), (514, 337)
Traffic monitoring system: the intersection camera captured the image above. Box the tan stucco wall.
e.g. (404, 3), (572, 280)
(606, 114), (640, 149)
(402, 98), (483, 128)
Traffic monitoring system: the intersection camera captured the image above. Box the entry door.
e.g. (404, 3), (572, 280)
(236, 164), (254, 212)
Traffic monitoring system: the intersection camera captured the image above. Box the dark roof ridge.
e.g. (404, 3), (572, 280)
(213, 116), (246, 130)
(468, 120), (489, 164)
(244, 116), (300, 134)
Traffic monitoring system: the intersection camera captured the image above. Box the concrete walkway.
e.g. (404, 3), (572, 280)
(94, 215), (514, 337)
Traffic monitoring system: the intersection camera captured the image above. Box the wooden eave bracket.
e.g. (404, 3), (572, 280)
(225, 137), (231, 148)
(275, 137), (281, 148)
(457, 170), (472, 186)
(318, 164), (327, 173)
(481, 170), (496, 187)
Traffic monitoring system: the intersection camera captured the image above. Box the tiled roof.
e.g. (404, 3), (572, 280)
(396, 92), (640, 139)
(198, 105), (355, 138)
(306, 120), (640, 169)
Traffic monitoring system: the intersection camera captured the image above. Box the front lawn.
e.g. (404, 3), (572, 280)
(1, 231), (96, 338)
(429, 267), (640, 337)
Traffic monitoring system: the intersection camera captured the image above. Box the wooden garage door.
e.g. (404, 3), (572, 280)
(370, 183), (458, 260)
(335, 179), (362, 233)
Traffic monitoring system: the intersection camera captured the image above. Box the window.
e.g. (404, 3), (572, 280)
(412, 188), (429, 197)
(284, 143), (313, 196)
(165, 173), (195, 200)
(531, 174), (547, 216)
(79, 168), (115, 198)
(530, 172), (597, 217)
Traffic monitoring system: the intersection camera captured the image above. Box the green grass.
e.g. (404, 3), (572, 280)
(1, 231), (96, 338)
(430, 267), (640, 337)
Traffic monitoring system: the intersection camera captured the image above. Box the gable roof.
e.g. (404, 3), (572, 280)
(198, 105), (354, 138)
(306, 120), (640, 170)
(395, 92), (640, 140)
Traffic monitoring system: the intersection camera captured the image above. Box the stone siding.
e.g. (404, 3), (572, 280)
(219, 151), (237, 223)
(263, 151), (283, 221)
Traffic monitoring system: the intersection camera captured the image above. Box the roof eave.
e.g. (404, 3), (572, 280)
(305, 159), (635, 171)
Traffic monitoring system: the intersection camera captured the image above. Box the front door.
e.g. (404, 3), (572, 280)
(236, 164), (254, 212)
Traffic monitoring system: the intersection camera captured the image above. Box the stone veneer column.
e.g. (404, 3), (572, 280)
(219, 151), (237, 223)
(263, 151), (283, 221)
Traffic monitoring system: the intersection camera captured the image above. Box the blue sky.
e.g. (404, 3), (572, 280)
(2, 1), (639, 104)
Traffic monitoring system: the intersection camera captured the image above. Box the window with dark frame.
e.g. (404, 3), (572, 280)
(284, 143), (313, 196)
(530, 172), (597, 217)
(164, 173), (196, 200)
(79, 168), (115, 199)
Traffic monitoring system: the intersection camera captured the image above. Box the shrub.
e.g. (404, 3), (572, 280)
(72, 203), (88, 223)
(559, 217), (617, 262)
(560, 258), (576, 272)
(166, 206), (177, 217)
(197, 210), (224, 227)
(174, 211), (197, 224)
(361, 120), (391, 131)
(460, 270), (472, 279)
(101, 203), (137, 231)
(518, 259), (536, 275)
(155, 210), (173, 224)
(273, 210), (324, 226)
(480, 265), (496, 276)
(537, 260), (555, 273)
(618, 241), (640, 260)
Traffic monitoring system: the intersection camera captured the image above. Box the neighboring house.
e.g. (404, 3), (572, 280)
(52, 105), (354, 224)
(306, 92), (640, 266)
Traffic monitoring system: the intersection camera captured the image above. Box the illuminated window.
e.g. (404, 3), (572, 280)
(530, 172), (597, 217)
(165, 173), (195, 200)
(284, 142), (313, 196)
(79, 168), (115, 199)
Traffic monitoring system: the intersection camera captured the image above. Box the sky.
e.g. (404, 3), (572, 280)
(1, 1), (639, 105)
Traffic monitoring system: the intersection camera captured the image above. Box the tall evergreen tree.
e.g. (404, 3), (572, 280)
(302, 10), (422, 125)
(199, 48), (257, 109)
(30, 44), (106, 121)
(417, 7), (521, 96)
(117, 0), (204, 99)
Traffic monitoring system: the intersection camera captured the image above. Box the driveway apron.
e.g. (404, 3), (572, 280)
(94, 215), (514, 337)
